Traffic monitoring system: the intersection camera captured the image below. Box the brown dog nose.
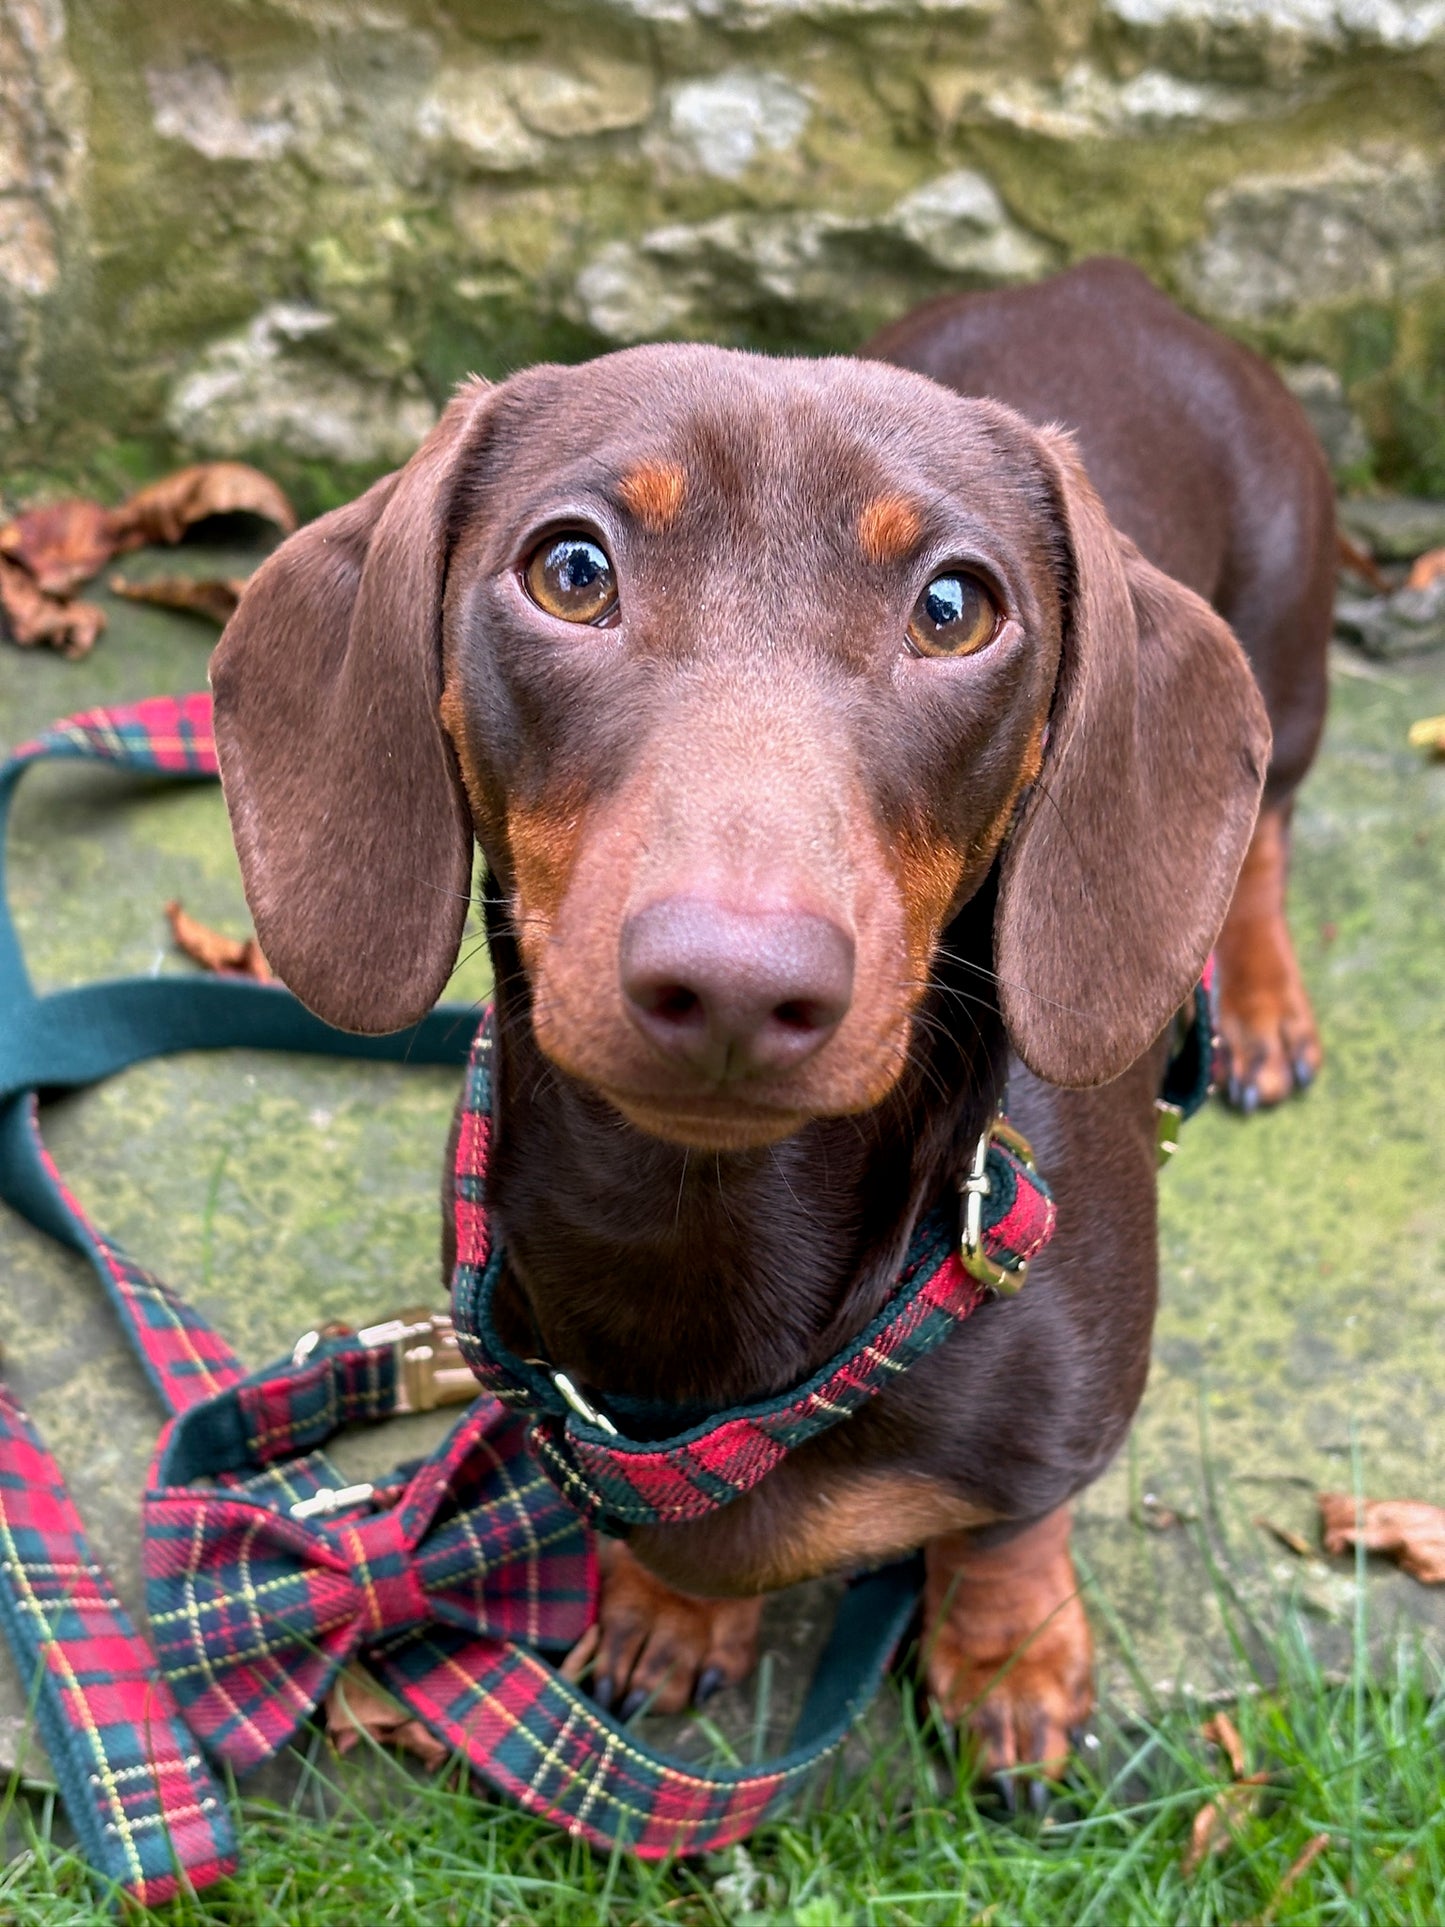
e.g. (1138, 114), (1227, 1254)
(620, 897), (854, 1081)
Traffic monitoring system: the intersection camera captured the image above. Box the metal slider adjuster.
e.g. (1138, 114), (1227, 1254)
(959, 1122), (1031, 1297)
(1154, 1098), (1184, 1166)
(290, 1307), (477, 1415)
(359, 1309), (478, 1414)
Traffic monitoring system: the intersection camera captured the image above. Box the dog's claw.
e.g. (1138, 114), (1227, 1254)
(592, 1674), (616, 1712)
(1027, 1775), (1052, 1817)
(1292, 1052), (1316, 1091)
(693, 1666), (725, 1707)
(618, 1685), (648, 1722)
(985, 1772), (1018, 1814)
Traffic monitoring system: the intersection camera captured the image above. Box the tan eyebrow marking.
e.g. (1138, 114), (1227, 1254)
(618, 460), (688, 532)
(858, 494), (924, 565)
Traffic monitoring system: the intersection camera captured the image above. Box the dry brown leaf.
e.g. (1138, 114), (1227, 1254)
(1407, 714), (1445, 757)
(0, 498), (120, 596)
(0, 555), (106, 657)
(1202, 1710), (1247, 1778)
(110, 462), (296, 549)
(1406, 546), (1445, 591)
(325, 1662), (448, 1771)
(1318, 1493), (1445, 1583)
(1254, 1514), (1314, 1558)
(165, 900), (271, 981)
(1336, 529), (1392, 595)
(110, 573), (248, 625)
(1181, 1779), (1265, 1877)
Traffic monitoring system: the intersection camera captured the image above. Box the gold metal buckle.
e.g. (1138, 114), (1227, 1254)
(357, 1309), (477, 1414)
(959, 1124), (1032, 1298)
(292, 1308), (477, 1414)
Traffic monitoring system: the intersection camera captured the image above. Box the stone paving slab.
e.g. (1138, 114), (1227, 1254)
(0, 556), (1441, 1793)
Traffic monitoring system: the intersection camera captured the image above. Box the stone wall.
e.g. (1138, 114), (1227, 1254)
(2, 0), (1442, 503)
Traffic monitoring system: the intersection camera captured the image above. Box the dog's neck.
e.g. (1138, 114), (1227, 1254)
(480, 883), (1007, 1411)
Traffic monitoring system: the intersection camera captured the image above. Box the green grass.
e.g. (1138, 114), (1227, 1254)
(4, 1565), (1445, 1927)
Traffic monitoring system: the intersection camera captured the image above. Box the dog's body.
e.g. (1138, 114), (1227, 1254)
(211, 259), (1332, 1781)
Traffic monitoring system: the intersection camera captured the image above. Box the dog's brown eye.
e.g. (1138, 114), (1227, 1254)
(907, 572), (999, 658)
(525, 534), (618, 625)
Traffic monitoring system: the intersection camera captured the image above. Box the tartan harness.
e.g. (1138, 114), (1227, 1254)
(0, 693), (1214, 1904)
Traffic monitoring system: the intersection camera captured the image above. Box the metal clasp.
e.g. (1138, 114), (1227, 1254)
(357, 1309), (477, 1414)
(959, 1124), (1030, 1297)
(550, 1369), (620, 1437)
(1155, 1099), (1183, 1166)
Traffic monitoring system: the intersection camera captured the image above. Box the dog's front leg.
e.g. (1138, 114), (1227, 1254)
(561, 1539), (764, 1720)
(924, 1505), (1093, 1797)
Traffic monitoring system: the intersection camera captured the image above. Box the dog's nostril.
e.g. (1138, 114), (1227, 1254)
(772, 999), (825, 1033)
(646, 984), (702, 1025)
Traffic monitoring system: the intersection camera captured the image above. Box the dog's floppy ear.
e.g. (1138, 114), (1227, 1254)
(996, 429), (1271, 1087)
(210, 381), (493, 1034)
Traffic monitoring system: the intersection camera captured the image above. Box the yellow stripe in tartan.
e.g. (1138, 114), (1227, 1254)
(148, 1559), (347, 1627)
(100, 1249), (231, 1403)
(861, 1345), (907, 1373)
(0, 1493), (146, 1889)
(242, 1378), (339, 1452)
(172, 1511), (284, 1755)
(465, 1431), (548, 1644)
(341, 1526), (381, 1630)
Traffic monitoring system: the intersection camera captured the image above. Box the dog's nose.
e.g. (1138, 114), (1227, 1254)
(620, 896), (854, 1081)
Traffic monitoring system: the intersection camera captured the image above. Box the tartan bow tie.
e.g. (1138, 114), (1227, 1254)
(143, 1344), (595, 1772)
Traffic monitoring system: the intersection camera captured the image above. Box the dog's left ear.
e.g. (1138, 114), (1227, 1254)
(996, 429), (1271, 1088)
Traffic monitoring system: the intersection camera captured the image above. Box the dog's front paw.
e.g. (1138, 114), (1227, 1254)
(924, 1510), (1093, 1802)
(561, 1539), (762, 1719)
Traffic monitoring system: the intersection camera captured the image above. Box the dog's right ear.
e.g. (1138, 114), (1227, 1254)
(210, 381), (494, 1034)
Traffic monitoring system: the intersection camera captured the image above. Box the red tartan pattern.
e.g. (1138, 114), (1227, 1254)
(12, 691), (218, 777)
(145, 1391), (594, 1771)
(0, 1383), (236, 1903)
(377, 1632), (807, 1856)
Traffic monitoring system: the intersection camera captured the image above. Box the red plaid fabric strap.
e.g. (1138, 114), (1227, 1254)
(0, 698), (239, 1901)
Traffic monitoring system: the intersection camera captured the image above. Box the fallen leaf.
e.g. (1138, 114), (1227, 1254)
(0, 556), (106, 657)
(110, 573), (248, 625)
(1336, 529), (1392, 595)
(110, 462), (296, 549)
(1407, 714), (1445, 758)
(1254, 1515), (1314, 1558)
(0, 499), (120, 596)
(1181, 1779), (1265, 1877)
(325, 1662), (448, 1771)
(1202, 1710), (1247, 1778)
(165, 901), (271, 981)
(1318, 1493), (1445, 1583)
(1406, 546), (1445, 592)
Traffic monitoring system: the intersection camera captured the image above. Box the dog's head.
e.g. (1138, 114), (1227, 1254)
(211, 346), (1268, 1150)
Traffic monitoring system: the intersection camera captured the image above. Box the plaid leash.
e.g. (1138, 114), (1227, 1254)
(0, 694), (925, 1898)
